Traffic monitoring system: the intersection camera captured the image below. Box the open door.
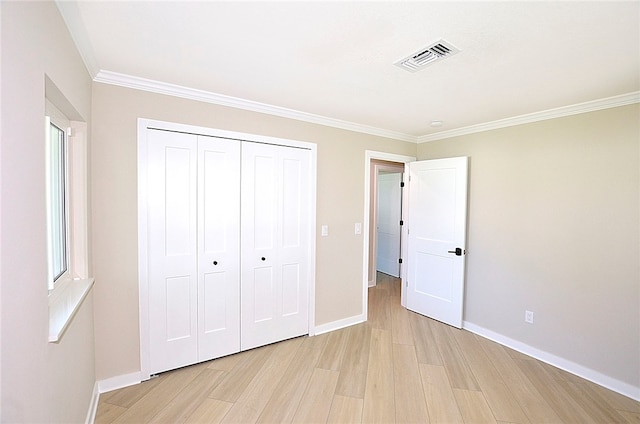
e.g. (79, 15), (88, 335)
(406, 157), (468, 328)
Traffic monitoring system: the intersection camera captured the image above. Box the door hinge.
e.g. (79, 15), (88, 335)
(399, 220), (404, 226)
(398, 258), (403, 264)
(400, 181), (405, 188)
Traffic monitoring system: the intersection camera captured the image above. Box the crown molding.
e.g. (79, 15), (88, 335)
(55, 0), (100, 77)
(418, 91), (640, 143)
(93, 70), (417, 143)
(94, 71), (638, 145)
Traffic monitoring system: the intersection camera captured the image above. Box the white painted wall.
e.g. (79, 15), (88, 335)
(0, 2), (95, 422)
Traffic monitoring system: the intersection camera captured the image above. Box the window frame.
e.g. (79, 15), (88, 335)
(45, 99), (74, 293)
(45, 111), (72, 289)
(44, 89), (94, 343)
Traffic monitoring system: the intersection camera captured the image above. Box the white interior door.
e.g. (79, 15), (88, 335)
(147, 129), (199, 373)
(376, 173), (402, 277)
(406, 157), (468, 328)
(241, 142), (311, 350)
(196, 135), (241, 361)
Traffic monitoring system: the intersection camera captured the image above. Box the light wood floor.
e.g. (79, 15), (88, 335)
(96, 273), (639, 423)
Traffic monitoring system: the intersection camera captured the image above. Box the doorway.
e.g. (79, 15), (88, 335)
(363, 151), (415, 319)
(370, 161), (405, 284)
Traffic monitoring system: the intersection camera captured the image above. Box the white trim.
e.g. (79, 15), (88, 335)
(94, 72), (638, 145)
(84, 382), (100, 424)
(419, 91), (640, 143)
(97, 71), (414, 142)
(137, 121), (151, 381)
(48, 278), (94, 342)
(307, 147), (318, 337)
(369, 161), (405, 287)
(314, 314), (366, 336)
(463, 321), (640, 402)
(138, 118), (317, 378)
(54, 1), (100, 77)
(97, 371), (143, 394)
(363, 151), (416, 322)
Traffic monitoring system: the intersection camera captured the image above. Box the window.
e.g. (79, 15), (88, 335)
(44, 83), (93, 342)
(47, 120), (69, 285)
(46, 100), (71, 289)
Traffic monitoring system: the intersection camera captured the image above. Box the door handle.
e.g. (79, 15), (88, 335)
(448, 248), (463, 256)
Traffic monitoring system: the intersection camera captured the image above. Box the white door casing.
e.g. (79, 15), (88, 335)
(240, 142), (311, 350)
(406, 157), (468, 328)
(376, 172), (402, 277)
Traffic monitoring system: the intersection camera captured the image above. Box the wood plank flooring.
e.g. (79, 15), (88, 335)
(96, 273), (639, 423)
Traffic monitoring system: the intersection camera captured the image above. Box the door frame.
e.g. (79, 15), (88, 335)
(363, 151), (415, 320)
(370, 162), (405, 283)
(138, 118), (317, 380)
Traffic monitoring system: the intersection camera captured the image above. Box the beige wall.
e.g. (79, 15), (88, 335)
(90, 83), (416, 380)
(417, 104), (640, 389)
(1, 2), (96, 422)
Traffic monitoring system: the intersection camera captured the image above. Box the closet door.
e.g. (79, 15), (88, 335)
(241, 142), (311, 350)
(147, 129), (198, 374)
(197, 135), (241, 360)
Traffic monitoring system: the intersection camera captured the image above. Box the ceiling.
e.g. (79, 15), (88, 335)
(57, 1), (640, 142)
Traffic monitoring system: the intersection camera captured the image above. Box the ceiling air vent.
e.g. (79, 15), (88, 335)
(395, 39), (460, 72)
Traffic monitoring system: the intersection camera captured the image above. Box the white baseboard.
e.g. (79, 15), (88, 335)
(85, 382), (100, 424)
(314, 314), (365, 335)
(463, 321), (640, 401)
(97, 371), (143, 394)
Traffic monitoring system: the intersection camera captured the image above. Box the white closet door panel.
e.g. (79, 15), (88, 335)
(147, 129), (198, 374)
(241, 143), (310, 350)
(197, 136), (241, 361)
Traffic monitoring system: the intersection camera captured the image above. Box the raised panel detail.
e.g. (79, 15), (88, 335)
(415, 168), (456, 243)
(282, 158), (302, 248)
(203, 272), (227, 333)
(165, 147), (193, 256)
(254, 267), (273, 322)
(202, 150), (229, 254)
(253, 156), (275, 250)
(166, 276), (192, 341)
(282, 263), (300, 316)
(414, 252), (453, 302)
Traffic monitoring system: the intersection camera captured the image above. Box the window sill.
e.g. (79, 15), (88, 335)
(48, 277), (95, 343)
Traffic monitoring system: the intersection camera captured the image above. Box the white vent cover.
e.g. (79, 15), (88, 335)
(395, 39), (460, 72)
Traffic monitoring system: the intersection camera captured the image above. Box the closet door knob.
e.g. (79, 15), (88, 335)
(213, 261), (218, 265)
(261, 257), (266, 261)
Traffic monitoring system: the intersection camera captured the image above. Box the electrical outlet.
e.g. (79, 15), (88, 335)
(525, 310), (534, 324)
